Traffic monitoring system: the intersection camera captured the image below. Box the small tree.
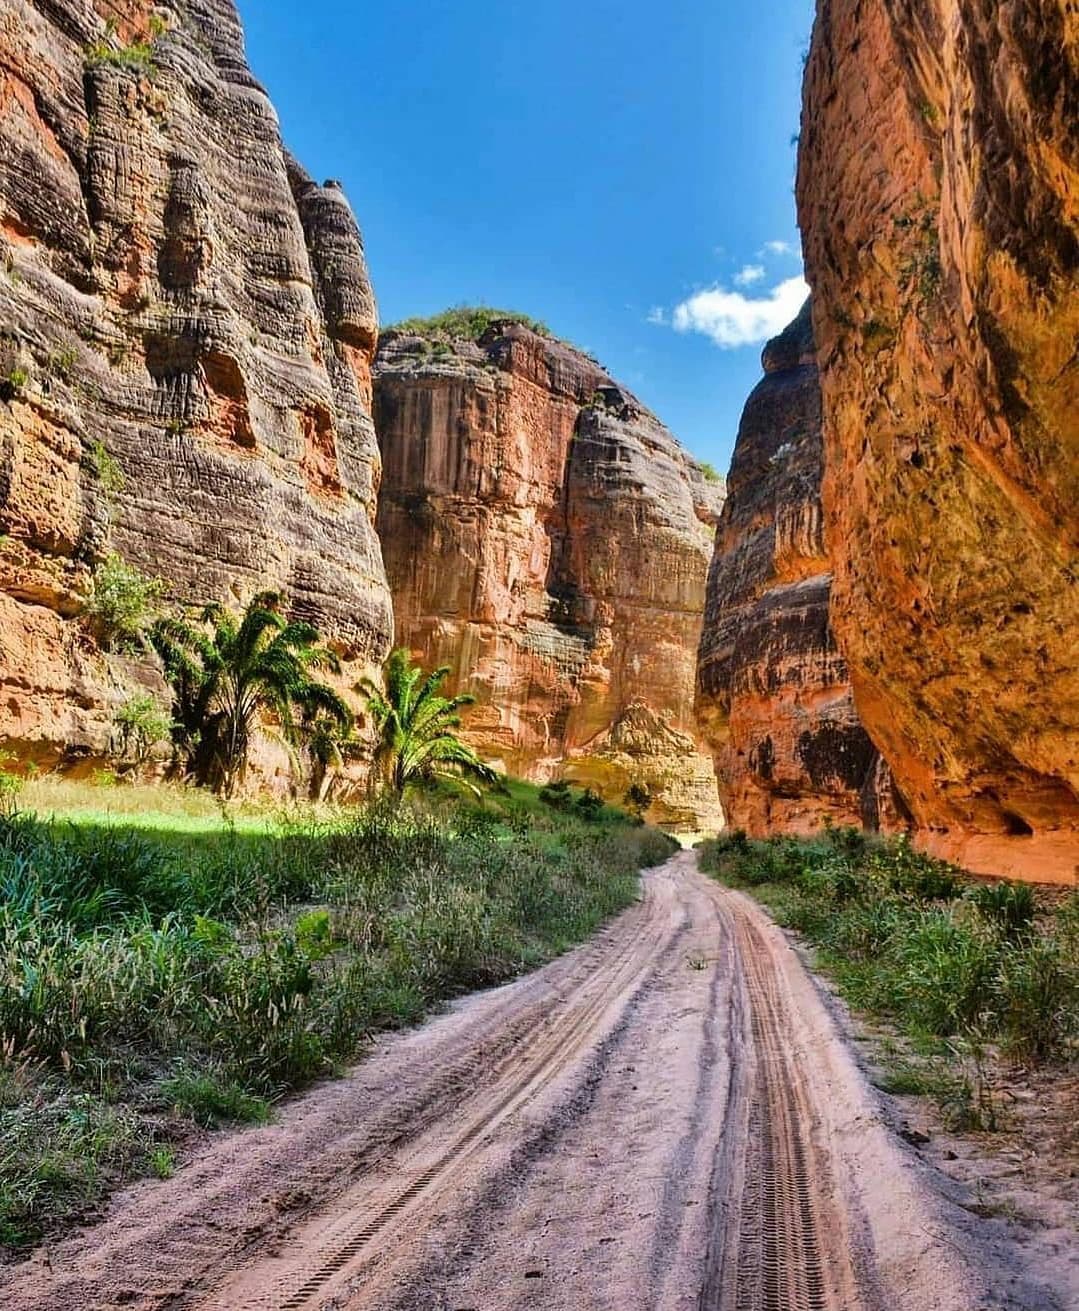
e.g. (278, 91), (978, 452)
(359, 648), (496, 797)
(150, 592), (350, 798)
(113, 694), (173, 770)
(624, 781), (652, 821)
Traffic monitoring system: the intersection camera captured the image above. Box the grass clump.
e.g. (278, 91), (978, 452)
(0, 783), (673, 1249)
(384, 305), (551, 342)
(161, 1072), (271, 1128)
(699, 828), (1078, 1081)
(84, 38), (156, 72)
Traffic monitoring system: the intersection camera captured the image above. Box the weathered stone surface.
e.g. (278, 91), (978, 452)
(697, 302), (903, 835)
(374, 322), (724, 828)
(0, 1), (392, 770)
(798, 0), (1078, 883)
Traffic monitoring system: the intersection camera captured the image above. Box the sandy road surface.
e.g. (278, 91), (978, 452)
(2, 854), (1029, 1310)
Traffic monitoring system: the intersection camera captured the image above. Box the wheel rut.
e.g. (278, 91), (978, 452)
(197, 872), (683, 1311)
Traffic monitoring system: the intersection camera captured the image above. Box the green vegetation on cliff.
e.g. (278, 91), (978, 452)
(0, 781), (674, 1250)
(383, 304), (551, 342)
(700, 830), (1078, 1126)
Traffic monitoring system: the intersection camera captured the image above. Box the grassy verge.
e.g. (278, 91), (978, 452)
(0, 779), (676, 1251)
(699, 829), (1078, 1128)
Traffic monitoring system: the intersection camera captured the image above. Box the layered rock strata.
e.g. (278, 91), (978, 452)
(798, 0), (1078, 882)
(374, 321), (724, 828)
(696, 302), (901, 835)
(0, 1), (392, 772)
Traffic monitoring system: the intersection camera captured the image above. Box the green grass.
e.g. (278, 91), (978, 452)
(84, 39), (156, 72)
(0, 779), (675, 1250)
(699, 829), (1078, 1113)
(383, 305), (552, 342)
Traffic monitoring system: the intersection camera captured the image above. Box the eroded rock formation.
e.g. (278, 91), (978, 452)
(0, 1), (392, 771)
(374, 321), (724, 827)
(798, 0), (1078, 882)
(696, 302), (901, 835)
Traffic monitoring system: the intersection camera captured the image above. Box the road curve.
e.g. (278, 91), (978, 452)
(2, 853), (984, 1311)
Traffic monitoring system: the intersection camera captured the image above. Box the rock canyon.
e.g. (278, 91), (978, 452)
(0, 0), (1076, 879)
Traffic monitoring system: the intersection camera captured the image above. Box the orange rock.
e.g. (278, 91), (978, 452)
(374, 321), (724, 828)
(797, 0), (1079, 883)
(696, 303), (904, 836)
(0, 2), (392, 771)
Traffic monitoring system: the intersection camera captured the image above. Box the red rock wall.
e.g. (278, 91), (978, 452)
(696, 302), (902, 835)
(0, 1), (392, 773)
(798, 0), (1078, 882)
(374, 324), (724, 828)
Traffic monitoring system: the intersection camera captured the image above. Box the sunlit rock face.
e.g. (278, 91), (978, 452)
(373, 322), (724, 828)
(696, 302), (903, 836)
(797, 0), (1078, 883)
(0, 1), (393, 772)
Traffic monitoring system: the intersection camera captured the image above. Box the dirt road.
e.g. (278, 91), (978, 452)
(1, 854), (1031, 1310)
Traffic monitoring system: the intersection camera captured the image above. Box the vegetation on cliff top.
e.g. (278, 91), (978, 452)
(0, 780), (675, 1251)
(383, 305), (551, 342)
(701, 829), (1078, 1128)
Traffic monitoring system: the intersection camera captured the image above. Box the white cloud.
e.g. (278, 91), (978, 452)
(671, 275), (809, 349)
(646, 305), (667, 326)
(760, 239), (795, 257)
(733, 263), (765, 287)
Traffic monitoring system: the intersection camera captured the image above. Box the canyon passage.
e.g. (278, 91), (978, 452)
(0, 0), (1076, 1307)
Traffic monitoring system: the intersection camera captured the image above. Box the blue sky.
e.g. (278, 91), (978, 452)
(242, 1), (814, 473)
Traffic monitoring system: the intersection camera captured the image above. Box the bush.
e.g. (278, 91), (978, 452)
(576, 787), (604, 821)
(968, 880), (1036, 938)
(113, 694), (173, 768)
(86, 554), (164, 652)
(84, 39), (155, 71)
(385, 305), (551, 342)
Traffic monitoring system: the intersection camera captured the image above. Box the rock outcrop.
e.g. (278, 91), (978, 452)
(0, 1), (392, 771)
(797, 0), (1078, 883)
(374, 319), (724, 828)
(697, 302), (901, 835)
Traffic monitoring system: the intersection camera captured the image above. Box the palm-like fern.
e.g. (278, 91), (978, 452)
(359, 648), (496, 796)
(150, 592), (351, 797)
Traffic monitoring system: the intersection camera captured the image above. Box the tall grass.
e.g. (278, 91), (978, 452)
(700, 829), (1078, 1082)
(0, 785), (675, 1249)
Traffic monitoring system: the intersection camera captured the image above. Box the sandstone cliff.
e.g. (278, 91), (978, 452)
(374, 318), (724, 828)
(0, 1), (392, 771)
(797, 0), (1078, 883)
(696, 302), (901, 835)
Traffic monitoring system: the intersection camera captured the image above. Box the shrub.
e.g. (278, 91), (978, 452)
(89, 440), (124, 495)
(385, 305), (551, 342)
(968, 879), (1036, 939)
(539, 780), (574, 811)
(87, 554), (164, 652)
(576, 787), (604, 821)
(113, 694), (173, 768)
(623, 782), (652, 821)
(84, 39), (156, 72)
